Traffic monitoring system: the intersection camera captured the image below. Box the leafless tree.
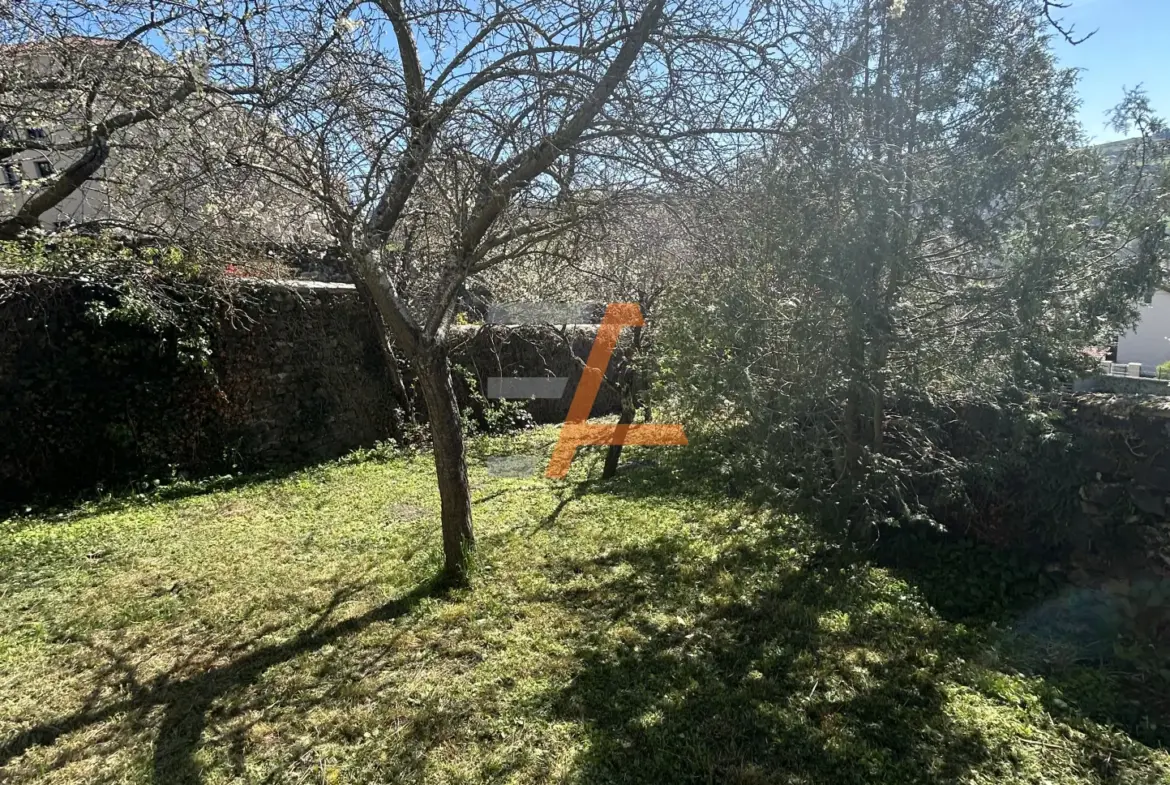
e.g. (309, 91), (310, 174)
(1043, 0), (1096, 46)
(219, 0), (820, 580)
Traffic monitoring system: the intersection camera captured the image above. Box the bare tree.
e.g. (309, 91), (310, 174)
(221, 0), (815, 580)
(1043, 0), (1096, 46)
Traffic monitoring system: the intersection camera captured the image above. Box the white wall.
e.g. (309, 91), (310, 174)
(0, 140), (109, 227)
(1116, 290), (1170, 368)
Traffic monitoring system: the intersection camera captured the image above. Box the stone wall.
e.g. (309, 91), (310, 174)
(1062, 394), (1170, 574)
(0, 275), (620, 505)
(901, 393), (1170, 576)
(211, 281), (402, 467)
(448, 324), (623, 423)
(1073, 375), (1170, 396)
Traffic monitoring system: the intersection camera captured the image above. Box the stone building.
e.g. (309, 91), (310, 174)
(0, 36), (325, 249)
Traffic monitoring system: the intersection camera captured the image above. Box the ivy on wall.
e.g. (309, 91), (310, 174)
(1, 242), (623, 508)
(0, 273), (229, 504)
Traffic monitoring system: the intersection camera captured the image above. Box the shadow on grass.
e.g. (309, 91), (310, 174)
(537, 476), (1170, 781)
(1009, 598), (1170, 752)
(871, 525), (1065, 624)
(872, 525), (1170, 749)
(1, 465), (302, 525)
(1, 438), (417, 523)
(0, 576), (449, 784)
(6, 438), (1167, 781)
(597, 445), (1170, 752)
(541, 530), (997, 784)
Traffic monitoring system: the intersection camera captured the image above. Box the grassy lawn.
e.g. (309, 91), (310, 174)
(2, 427), (1168, 784)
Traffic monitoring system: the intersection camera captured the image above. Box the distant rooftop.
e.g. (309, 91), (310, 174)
(0, 36), (123, 52)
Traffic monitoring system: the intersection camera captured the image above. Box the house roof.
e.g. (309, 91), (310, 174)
(0, 36), (123, 53)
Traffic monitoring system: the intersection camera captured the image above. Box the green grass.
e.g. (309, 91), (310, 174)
(1, 427), (1168, 784)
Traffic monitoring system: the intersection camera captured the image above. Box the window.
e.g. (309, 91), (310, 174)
(1, 163), (19, 187)
(35, 160), (53, 177)
(26, 127), (47, 139)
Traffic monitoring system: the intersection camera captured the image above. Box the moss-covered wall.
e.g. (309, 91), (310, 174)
(0, 276), (619, 504)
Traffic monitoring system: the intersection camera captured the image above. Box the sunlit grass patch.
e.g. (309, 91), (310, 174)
(1, 427), (1168, 783)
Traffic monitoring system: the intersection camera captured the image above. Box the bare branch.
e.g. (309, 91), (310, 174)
(0, 137), (108, 239)
(1044, 0), (1097, 46)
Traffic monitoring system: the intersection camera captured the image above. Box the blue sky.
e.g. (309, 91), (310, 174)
(1049, 0), (1170, 142)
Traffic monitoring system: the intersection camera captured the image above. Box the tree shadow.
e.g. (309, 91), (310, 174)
(872, 525), (1170, 750)
(542, 530), (998, 784)
(584, 450), (1170, 761)
(3, 464), (310, 525)
(591, 444), (745, 503)
(871, 525), (1065, 624)
(530, 478), (594, 533)
(0, 576), (449, 784)
(998, 577), (1170, 751)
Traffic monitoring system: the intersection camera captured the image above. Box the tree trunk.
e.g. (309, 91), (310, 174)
(601, 400), (637, 480)
(0, 137), (109, 240)
(350, 275), (418, 425)
(602, 322), (646, 480)
(415, 345), (475, 581)
(840, 316), (868, 483)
